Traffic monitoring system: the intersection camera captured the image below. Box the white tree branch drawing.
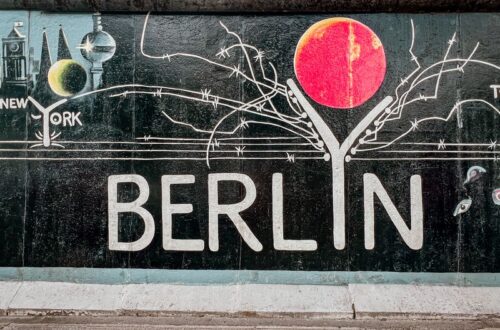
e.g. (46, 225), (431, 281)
(24, 15), (500, 165)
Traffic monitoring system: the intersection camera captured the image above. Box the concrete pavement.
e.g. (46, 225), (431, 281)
(0, 315), (500, 329)
(1, 281), (500, 319)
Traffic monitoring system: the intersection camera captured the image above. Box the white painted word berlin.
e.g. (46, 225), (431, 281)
(107, 172), (423, 252)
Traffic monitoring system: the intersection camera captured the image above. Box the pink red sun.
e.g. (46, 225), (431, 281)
(294, 18), (386, 109)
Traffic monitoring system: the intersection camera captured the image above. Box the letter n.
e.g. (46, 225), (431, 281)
(363, 173), (423, 250)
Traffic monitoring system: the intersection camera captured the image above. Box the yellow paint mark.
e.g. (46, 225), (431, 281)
(311, 26), (328, 40)
(348, 26), (361, 61)
(348, 22), (361, 108)
(294, 17), (353, 68)
(372, 35), (382, 49)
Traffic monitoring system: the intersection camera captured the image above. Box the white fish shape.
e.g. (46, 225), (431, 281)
(453, 198), (472, 216)
(463, 166), (486, 185)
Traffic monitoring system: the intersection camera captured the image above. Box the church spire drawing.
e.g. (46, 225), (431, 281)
(57, 25), (72, 60)
(32, 28), (55, 100)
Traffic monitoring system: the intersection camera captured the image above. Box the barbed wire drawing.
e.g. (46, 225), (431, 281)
(348, 20), (500, 161)
(14, 13), (332, 165)
(0, 14), (498, 165)
(134, 13), (331, 167)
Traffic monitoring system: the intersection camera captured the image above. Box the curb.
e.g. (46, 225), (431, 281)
(1, 281), (500, 318)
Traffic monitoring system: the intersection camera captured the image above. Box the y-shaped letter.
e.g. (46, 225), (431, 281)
(287, 79), (393, 249)
(28, 97), (68, 147)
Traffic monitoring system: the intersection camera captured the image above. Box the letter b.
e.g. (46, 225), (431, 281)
(108, 175), (155, 251)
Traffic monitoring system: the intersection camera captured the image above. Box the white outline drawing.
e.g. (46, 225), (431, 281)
(0, 15), (496, 249)
(14, 15), (497, 163)
(0, 16), (497, 170)
(28, 97), (68, 148)
(22, 13), (332, 167)
(346, 21), (500, 159)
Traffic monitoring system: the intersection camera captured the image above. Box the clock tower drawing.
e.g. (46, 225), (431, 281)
(1, 22), (29, 93)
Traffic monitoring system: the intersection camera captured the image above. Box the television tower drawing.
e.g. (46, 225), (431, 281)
(78, 13), (116, 90)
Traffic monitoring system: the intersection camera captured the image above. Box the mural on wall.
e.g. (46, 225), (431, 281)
(0, 12), (498, 272)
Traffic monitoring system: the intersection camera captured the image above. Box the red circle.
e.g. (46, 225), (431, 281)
(294, 18), (386, 109)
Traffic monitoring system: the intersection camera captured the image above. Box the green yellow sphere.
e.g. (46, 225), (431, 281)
(48, 59), (87, 97)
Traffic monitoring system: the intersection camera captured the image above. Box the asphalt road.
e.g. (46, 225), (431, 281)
(1, 315), (500, 329)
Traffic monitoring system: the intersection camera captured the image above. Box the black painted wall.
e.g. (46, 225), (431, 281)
(0, 12), (498, 272)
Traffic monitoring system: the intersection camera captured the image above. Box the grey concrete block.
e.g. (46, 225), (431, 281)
(0, 282), (21, 313)
(122, 283), (352, 316)
(349, 284), (500, 317)
(9, 282), (124, 311)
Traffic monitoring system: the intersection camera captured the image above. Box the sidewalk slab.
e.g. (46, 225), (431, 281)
(237, 284), (351, 314)
(121, 283), (352, 316)
(0, 282), (20, 314)
(8, 282), (124, 312)
(121, 284), (241, 313)
(3, 281), (500, 318)
(349, 284), (500, 318)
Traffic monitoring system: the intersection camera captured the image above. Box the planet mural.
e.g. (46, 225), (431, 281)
(48, 59), (87, 97)
(294, 18), (386, 109)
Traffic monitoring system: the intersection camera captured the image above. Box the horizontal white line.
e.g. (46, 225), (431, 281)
(366, 141), (499, 146)
(59, 141), (313, 146)
(380, 150), (500, 154)
(0, 149), (322, 154)
(351, 157), (497, 161)
(136, 136), (303, 141)
(0, 141), (313, 147)
(0, 156), (324, 161)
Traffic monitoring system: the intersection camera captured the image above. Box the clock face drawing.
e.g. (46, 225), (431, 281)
(8, 42), (20, 53)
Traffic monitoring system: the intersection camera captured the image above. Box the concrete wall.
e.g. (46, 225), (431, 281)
(0, 3), (498, 315)
(0, 0), (499, 12)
